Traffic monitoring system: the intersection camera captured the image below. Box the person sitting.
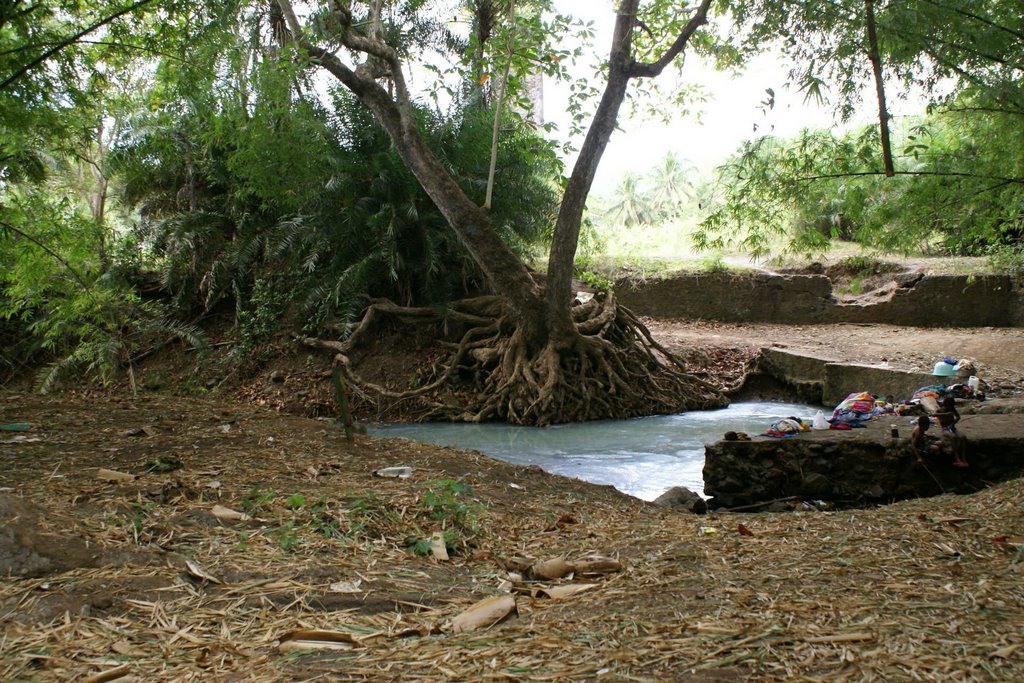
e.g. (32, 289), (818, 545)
(935, 396), (969, 468)
(910, 415), (939, 464)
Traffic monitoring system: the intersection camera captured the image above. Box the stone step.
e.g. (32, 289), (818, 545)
(755, 347), (943, 406)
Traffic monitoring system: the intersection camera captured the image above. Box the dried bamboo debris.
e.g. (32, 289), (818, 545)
(1, 393), (1023, 681)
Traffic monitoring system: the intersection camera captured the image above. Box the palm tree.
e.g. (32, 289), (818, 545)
(650, 152), (697, 219)
(606, 172), (654, 228)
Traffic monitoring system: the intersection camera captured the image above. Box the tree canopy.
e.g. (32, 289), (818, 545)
(2, 0), (1022, 415)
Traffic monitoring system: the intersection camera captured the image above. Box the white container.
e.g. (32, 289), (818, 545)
(968, 376), (980, 392)
(373, 466), (412, 478)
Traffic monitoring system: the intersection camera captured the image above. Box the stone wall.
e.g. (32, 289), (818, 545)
(702, 414), (1024, 508)
(615, 272), (833, 324)
(615, 272), (1024, 327)
(832, 274), (1021, 327)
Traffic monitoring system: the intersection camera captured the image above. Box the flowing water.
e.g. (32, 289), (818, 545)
(370, 401), (820, 501)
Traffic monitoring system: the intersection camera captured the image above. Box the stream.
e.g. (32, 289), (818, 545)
(370, 401), (820, 501)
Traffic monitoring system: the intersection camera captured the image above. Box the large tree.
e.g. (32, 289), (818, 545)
(276, 0), (726, 424)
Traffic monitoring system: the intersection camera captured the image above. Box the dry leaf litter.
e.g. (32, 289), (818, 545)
(0, 392), (1021, 682)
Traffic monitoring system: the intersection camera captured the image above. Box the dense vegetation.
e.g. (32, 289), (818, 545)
(2, 0), (1022, 405)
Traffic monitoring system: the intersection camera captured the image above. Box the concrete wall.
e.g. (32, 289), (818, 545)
(750, 348), (938, 406)
(829, 275), (1019, 327)
(615, 272), (1024, 328)
(615, 272), (833, 324)
(822, 363), (937, 407)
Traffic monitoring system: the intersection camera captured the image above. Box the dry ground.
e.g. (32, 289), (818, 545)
(2, 380), (1023, 682)
(650, 320), (1024, 396)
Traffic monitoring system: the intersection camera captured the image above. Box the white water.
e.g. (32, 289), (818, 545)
(370, 401), (819, 501)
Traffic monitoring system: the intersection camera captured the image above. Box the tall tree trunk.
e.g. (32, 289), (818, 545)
(545, 5), (635, 343)
(545, 0), (713, 340)
(276, 0), (547, 343)
(484, 0), (515, 211)
(865, 0), (895, 177)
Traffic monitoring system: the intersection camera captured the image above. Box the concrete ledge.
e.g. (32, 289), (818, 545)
(759, 347), (834, 383)
(822, 362), (936, 407)
(703, 414), (1024, 508)
(753, 347), (939, 407)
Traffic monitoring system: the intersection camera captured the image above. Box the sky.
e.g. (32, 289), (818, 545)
(545, 50), (836, 195)
(541, 3), (906, 195)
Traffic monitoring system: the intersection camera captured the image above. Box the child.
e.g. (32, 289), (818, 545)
(910, 415), (939, 464)
(935, 395), (969, 467)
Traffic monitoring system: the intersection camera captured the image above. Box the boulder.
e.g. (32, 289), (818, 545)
(654, 486), (708, 514)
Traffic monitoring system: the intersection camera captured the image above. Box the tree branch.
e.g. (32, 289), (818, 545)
(798, 170), (1024, 185)
(939, 104), (1024, 118)
(0, 39), (183, 61)
(629, 0), (713, 78)
(916, 0), (1024, 43)
(0, 0), (159, 92)
(0, 220), (97, 298)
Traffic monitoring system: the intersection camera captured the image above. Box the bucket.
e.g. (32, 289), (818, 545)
(932, 361), (956, 377)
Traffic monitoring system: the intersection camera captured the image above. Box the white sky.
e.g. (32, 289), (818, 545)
(544, 3), (917, 195)
(546, 50), (836, 194)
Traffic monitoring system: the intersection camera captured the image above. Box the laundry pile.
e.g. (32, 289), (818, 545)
(758, 356), (986, 438)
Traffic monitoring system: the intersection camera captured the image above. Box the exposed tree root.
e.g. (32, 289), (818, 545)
(303, 293), (727, 425)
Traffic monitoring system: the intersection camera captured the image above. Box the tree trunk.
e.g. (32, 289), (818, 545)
(276, 0), (724, 424)
(277, 0), (547, 342)
(545, 4), (635, 343)
(545, 0), (713, 340)
(865, 0), (895, 177)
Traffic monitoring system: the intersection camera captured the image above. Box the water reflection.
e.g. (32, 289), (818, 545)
(370, 401), (818, 501)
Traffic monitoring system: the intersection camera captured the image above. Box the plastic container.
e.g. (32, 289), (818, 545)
(932, 361), (957, 377)
(968, 376), (980, 391)
(373, 466), (412, 478)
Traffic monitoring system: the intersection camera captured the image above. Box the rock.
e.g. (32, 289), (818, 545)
(801, 472), (832, 496)
(270, 370), (285, 383)
(90, 592), (114, 610)
(864, 484), (886, 499)
(654, 486), (708, 514)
